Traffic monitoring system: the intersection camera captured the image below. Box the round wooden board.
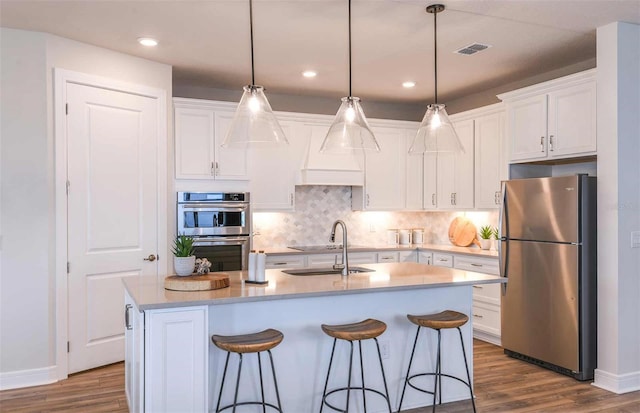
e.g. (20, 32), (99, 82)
(448, 217), (481, 247)
(164, 273), (230, 291)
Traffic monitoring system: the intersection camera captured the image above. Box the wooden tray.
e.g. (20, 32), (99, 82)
(164, 273), (230, 291)
(448, 217), (481, 248)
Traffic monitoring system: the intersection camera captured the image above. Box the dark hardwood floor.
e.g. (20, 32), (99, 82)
(1, 340), (638, 412)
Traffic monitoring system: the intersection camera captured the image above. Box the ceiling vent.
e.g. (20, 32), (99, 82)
(455, 43), (491, 56)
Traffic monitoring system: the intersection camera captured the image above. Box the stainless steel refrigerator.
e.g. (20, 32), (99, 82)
(499, 175), (597, 381)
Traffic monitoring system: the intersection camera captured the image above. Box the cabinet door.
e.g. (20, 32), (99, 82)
(214, 112), (249, 180)
(124, 291), (144, 413)
(437, 119), (474, 209)
(145, 307), (208, 413)
(399, 250), (418, 263)
(405, 128), (424, 210)
(363, 127), (406, 210)
(474, 112), (505, 209)
(423, 153), (438, 209)
(508, 95), (548, 161)
(249, 121), (303, 211)
(175, 106), (215, 179)
(547, 81), (596, 158)
(418, 251), (432, 264)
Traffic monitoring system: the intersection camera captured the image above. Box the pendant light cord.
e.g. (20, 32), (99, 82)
(433, 7), (438, 104)
(249, 0), (255, 85)
(348, 0), (352, 97)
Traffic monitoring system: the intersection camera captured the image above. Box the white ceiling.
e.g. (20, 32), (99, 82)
(1, 0), (639, 104)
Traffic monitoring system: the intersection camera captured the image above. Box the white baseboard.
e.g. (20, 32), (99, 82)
(593, 368), (640, 394)
(473, 330), (501, 347)
(0, 365), (58, 390)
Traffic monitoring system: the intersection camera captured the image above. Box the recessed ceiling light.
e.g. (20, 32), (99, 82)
(138, 37), (158, 47)
(402, 81), (416, 88)
(302, 71), (317, 78)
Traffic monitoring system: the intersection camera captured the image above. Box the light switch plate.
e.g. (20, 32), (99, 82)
(631, 231), (640, 248)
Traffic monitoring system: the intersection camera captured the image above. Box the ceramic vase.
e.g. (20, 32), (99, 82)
(174, 256), (196, 276)
(480, 239), (492, 250)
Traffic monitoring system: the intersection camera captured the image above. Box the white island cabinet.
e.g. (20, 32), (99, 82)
(124, 263), (504, 412)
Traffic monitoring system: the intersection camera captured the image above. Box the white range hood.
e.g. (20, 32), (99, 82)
(297, 123), (364, 186)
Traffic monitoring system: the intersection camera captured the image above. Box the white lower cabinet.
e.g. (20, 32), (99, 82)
(265, 254), (306, 269)
(454, 255), (501, 345)
(399, 250), (418, 263)
(432, 253), (454, 267)
(417, 251), (433, 265)
(125, 294), (209, 413)
(377, 251), (400, 263)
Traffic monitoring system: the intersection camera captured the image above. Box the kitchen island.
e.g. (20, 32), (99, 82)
(123, 262), (505, 413)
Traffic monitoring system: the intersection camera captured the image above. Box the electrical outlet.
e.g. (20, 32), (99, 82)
(379, 340), (390, 359)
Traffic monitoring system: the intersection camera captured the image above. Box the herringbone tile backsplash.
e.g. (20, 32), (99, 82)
(252, 186), (498, 249)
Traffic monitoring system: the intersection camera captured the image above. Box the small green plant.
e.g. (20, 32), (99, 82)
(172, 234), (195, 257)
(479, 225), (493, 240)
(492, 226), (500, 240)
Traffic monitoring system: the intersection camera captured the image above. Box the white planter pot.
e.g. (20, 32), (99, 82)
(174, 256), (196, 276)
(480, 239), (492, 250)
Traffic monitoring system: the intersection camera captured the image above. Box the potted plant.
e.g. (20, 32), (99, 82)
(492, 226), (500, 250)
(478, 225), (493, 250)
(172, 234), (195, 276)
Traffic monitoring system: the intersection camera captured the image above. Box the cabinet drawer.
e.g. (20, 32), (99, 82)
(454, 256), (499, 275)
(350, 252), (378, 265)
(471, 301), (501, 336)
(307, 252), (377, 267)
(472, 283), (501, 305)
(265, 255), (305, 269)
(432, 253), (453, 268)
(377, 251), (400, 263)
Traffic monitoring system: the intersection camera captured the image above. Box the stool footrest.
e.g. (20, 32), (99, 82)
(217, 401), (282, 412)
(322, 386), (390, 413)
(406, 372), (473, 394)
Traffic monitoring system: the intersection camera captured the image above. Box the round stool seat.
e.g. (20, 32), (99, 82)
(321, 318), (386, 341)
(212, 328), (283, 354)
(407, 310), (469, 330)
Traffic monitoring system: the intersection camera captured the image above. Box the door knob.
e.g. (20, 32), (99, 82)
(144, 254), (157, 262)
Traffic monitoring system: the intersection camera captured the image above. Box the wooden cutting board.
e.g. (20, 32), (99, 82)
(448, 217), (481, 248)
(164, 273), (230, 291)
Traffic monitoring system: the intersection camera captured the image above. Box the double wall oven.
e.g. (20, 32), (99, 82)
(177, 192), (251, 271)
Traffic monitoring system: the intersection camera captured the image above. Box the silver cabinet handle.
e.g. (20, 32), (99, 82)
(549, 135), (554, 151)
(450, 193), (455, 205)
(453, 193), (457, 205)
(124, 304), (133, 330)
(495, 190), (501, 205)
(471, 263), (483, 267)
(211, 161), (215, 176)
(473, 314), (484, 319)
(540, 136), (545, 152)
(290, 193), (294, 206)
(144, 254), (157, 262)
(272, 262), (288, 266)
(366, 194), (370, 207)
(215, 162), (219, 175)
(473, 285), (483, 289)
(431, 193), (436, 206)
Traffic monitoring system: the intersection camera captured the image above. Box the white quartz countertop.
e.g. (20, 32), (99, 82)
(263, 243), (499, 258)
(124, 262), (505, 310)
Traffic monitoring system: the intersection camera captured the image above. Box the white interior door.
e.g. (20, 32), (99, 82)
(66, 82), (159, 373)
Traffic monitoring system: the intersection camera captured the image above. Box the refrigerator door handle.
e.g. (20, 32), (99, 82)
(499, 181), (509, 294)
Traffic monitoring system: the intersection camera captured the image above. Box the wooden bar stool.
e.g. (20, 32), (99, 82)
(319, 318), (392, 413)
(212, 328), (284, 413)
(397, 310), (476, 413)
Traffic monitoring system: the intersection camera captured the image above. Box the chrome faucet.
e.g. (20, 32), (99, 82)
(330, 220), (349, 276)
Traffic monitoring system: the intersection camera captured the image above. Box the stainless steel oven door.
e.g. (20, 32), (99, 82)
(178, 203), (250, 237)
(192, 236), (250, 271)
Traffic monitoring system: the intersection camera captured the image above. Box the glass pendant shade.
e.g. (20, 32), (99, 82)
(408, 104), (464, 154)
(320, 96), (380, 153)
(222, 85), (288, 147)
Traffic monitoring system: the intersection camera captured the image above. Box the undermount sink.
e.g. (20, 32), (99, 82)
(282, 266), (375, 276)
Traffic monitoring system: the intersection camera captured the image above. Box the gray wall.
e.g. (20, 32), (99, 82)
(0, 28), (172, 381)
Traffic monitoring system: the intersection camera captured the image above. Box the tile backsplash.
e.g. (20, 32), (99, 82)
(252, 186), (498, 249)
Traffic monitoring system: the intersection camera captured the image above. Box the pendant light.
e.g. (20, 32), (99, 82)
(408, 4), (464, 154)
(222, 0), (288, 148)
(320, 0), (380, 153)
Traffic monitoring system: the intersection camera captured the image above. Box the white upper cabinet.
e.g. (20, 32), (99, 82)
(499, 69), (596, 163)
(405, 128), (424, 210)
(174, 98), (248, 180)
(248, 120), (305, 211)
(474, 107), (506, 209)
(436, 118), (475, 209)
(354, 126), (407, 210)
